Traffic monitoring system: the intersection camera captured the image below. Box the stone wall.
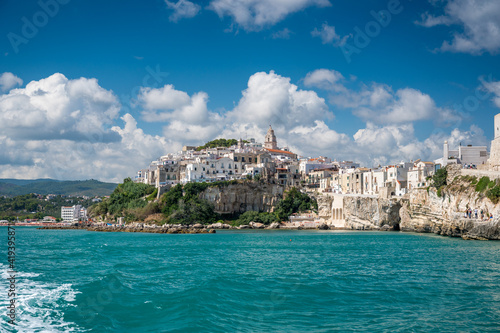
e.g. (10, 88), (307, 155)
(460, 169), (500, 181)
(200, 182), (284, 215)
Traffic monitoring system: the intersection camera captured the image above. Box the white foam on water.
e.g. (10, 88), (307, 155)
(0, 263), (86, 332)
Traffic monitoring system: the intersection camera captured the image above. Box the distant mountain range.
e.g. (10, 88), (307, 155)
(0, 179), (118, 197)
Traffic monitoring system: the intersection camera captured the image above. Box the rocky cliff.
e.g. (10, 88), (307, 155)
(400, 186), (500, 240)
(200, 182), (284, 214)
(343, 196), (402, 231)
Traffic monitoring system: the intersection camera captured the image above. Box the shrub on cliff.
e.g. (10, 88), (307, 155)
(160, 184), (183, 216)
(275, 187), (317, 221)
(90, 178), (155, 217)
(475, 176), (491, 192)
(431, 168), (447, 189)
(167, 197), (217, 225)
(487, 186), (500, 204)
(234, 211), (278, 225)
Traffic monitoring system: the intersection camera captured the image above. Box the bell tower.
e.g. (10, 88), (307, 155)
(264, 125), (277, 150)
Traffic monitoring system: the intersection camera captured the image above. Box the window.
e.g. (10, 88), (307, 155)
(221, 163), (224, 168)
(234, 157), (238, 161)
(242, 157), (245, 162)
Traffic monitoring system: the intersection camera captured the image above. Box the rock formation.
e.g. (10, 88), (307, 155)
(200, 182), (284, 214)
(400, 185), (500, 240)
(343, 196), (402, 231)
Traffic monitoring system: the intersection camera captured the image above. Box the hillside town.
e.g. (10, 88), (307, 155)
(134, 125), (490, 198)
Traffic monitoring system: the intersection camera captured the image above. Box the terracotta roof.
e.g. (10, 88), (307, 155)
(265, 148), (295, 155)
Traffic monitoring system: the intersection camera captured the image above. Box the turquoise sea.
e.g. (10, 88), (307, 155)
(1, 227), (499, 332)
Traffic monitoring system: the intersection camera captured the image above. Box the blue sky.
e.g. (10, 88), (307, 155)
(1, 0), (500, 182)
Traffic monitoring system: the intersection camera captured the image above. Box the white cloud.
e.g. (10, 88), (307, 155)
(0, 73), (120, 141)
(165, 0), (201, 22)
(0, 113), (172, 182)
(416, 0), (500, 54)
(138, 84), (211, 124)
(0, 70), (487, 182)
(481, 78), (500, 108)
(0, 74), (175, 182)
(271, 28), (292, 39)
(209, 0), (331, 31)
(304, 68), (462, 126)
(311, 22), (349, 46)
(0, 72), (22, 92)
(303, 68), (346, 92)
(227, 71), (332, 129)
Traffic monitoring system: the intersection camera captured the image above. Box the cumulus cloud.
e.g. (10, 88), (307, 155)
(165, 0), (201, 22)
(0, 74), (174, 182)
(416, 0), (500, 54)
(0, 73), (121, 141)
(227, 71), (332, 129)
(304, 68), (462, 126)
(138, 84), (210, 124)
(311, 22), (349, 46)
(0, 72), (23, 92)
(209, 0), (331, 31)
(0, 70), (487, 181)
(303, 68), (346, 92)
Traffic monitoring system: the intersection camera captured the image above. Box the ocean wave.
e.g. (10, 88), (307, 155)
(0, 263), (86, 333)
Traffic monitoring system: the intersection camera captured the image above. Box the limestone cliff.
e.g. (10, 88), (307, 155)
(400, 185), (500, 240)
(200, 182), (284, 214)
(343, 196), (402, 231)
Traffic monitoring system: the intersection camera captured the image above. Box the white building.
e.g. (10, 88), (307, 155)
(61, 205), (87, 222)
(437, 141), (489, 167)
(407, 161), (435, 191)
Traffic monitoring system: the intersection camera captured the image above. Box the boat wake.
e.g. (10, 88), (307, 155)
(0, 263), (85, 332)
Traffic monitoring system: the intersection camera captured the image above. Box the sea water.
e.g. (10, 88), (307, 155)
(1, 228), (499, 332)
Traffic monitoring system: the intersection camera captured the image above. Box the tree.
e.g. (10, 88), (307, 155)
(160, 184), (183, 216)
(431, 168), (447, 189)
(275, 187), (317, 221)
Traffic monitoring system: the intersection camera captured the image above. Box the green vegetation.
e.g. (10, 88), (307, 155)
(90, 180), (317, 225)
(431, 168), (448, 197)
(431, 168), (447, 189)
(475, 176), (491, 192)
(167, 197), (217, 225)
(232, 211), (278, 226)
(275, 187), (318, 221)
(196, 138), (248, 151)
(0, 194), (96, 221)
(0, 179), (117, 197)
(487, 185), (500, 204)
(89, 178), (156, 220)
(461, 175), (478, 185)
